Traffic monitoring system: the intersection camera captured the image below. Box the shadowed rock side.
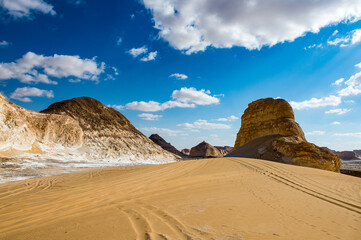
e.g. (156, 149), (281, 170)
(149, 134), (184, 157)
(215, 146), (234, 156)
(335, 151), (360, 160)
(190, 141), (223, 158)
(40, 97), (178, 161)
(229, 98), (341, 172)
(0, 94), (177, 163)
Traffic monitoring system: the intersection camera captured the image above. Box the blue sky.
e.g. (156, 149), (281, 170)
(1, 0), (361, 151)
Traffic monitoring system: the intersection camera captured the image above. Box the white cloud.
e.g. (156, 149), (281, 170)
(217, 115), (239, 122)
(334, 132), (361, 138)
(142, 0), (361, 54)
(356, 62), (361, 69)
(304, 43), (323, 50)
(339, 71), (361, 97)
(141, 127), (181, 136)
(127, 46), (148, 57)
(140, 51), (158, 62)
(112, 67), (119, 76)
(0, 52), (105, 84)
(325, 108), (351, 115)
(67, 0), (86, 5)
(305, 131), (325, 136)
(0, 0), (56, 18)
(10, 87), (53, 102)
(126, 87), (220, 112)
(171, 87), (219, 105)
(0, 40), (10, 47)
(116, 37), (122, 45)
(108, 104), (124, 111)
(178, 119), (231, 130)
(332, 78), (344, 86)
(138, 113), (163, 121)
(332, 121), (341, 125)
(328, 29), (361, 47)
(170, 73), (188, 80)
(290, 95), (341, 110)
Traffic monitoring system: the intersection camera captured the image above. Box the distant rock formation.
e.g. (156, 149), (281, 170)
(181, 149), (190, 156)
(0, 94), (178, 163)
(214, 146), (234, 156)
(335, 151), (360, 160)
(190, 141), (223, 158)
(354, 150), (361, 158)
(149, 134), (184, 157)
(229, 98), (341, 172)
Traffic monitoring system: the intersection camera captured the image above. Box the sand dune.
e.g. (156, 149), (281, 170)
(1, 157), (361, 240)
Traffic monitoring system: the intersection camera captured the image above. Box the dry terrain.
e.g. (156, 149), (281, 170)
(1, 157), (361, 240)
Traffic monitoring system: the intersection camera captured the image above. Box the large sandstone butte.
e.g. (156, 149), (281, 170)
(190, 141), (223, 158)
(149, 134), (184, 157)
(0, 94), (177, 163)
(229, 98), (341, 172)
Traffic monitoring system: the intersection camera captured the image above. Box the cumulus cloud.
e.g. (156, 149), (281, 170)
(216, 115), (239, 122)
(138, 113), (163, 121)
(142, 0), (361, 54)
(338, 70), (361, 97)
(171, 87), (219, 105)
(170, 73), (188, 80)
(290, 95), (341, 110)
(332, 78), (344, 86)
(325, 108), (351, 115)
(141, 127), (181, 136)
(178, 120), (231, 130)
(10, 87), (53, 102)
(305, 131), (325, 136)
(328, 29), (361, 47)
(140, 51), (157, 62)
(126, 87), (220, 112)
(0, 40), (10, 47)
(0, 0), (56, 18)
(332, 121), (341, 125)
(0, 52), (105, 84)
(127, 46), (148, 57)
(108, 104), (124, 111)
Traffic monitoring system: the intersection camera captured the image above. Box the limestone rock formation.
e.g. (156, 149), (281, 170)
(354, 150), (361, 158)
(0, 94), (178, 163)
(181, 149), (190, 156)
(334, 151), (360, 160)
(215, 146), (234, 156)
(229, 98), (341, 172)
(190, 141), (223, 158)
(149, 134), (184, 157)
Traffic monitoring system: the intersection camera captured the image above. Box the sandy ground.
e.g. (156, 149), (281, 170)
(0, 157), (361, 240)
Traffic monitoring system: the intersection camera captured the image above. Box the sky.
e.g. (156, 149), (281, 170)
(1, 0), (361, 151)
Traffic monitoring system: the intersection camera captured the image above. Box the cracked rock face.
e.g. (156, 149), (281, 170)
(230, 98), (341, 172)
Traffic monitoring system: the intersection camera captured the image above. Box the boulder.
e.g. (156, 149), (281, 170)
(229, 98), (341, 172)
(181, 149), (190, 156)
(190, 141), (223, 158)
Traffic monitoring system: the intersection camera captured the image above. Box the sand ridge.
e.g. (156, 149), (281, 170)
(0, 157), (361, 239)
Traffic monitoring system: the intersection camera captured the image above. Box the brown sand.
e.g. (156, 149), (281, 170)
(1, 157), (361, 240)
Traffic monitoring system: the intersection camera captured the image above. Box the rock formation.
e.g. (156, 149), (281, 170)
(190, 141), (223, 158)
(149, 134), (184, 157)
(181, 149), (190, 156)
(334, 151), (360, 160)
(0, 94), (178, 163)
(354, 150), (361, 158)
(229, 98), (341, 172)
(214, 146), (234, 156)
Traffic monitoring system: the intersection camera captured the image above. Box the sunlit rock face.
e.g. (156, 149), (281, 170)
(0, 94), (178, 163)
(230, 98), (341, 172)
(190, 141), (223, 158)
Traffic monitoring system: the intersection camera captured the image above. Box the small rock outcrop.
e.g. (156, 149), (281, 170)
(229, 98), (341, 172)
(354, 150), (361, 158)
(181, 149), (190, 156)
(215, 146), (234, 156)
(190, 141), (223, 158)
(149, 134), (184, 157)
